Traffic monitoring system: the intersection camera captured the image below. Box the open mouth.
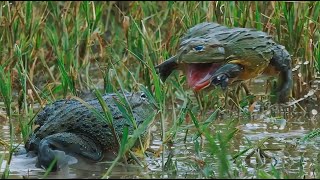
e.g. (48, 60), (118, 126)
(186, 63), (222, 91)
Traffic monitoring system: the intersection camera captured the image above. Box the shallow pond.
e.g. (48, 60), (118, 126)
(1, 79), (320, 179)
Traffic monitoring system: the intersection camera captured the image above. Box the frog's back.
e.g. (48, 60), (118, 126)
(182, 22), (276, 59)
(33, 93), (150, 150)
(216, 28), (276, 79)
(181, 22), (229, 42)
(219, 29), (275, 60)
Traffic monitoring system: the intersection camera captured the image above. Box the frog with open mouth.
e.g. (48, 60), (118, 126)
(156, 22), (292, 103)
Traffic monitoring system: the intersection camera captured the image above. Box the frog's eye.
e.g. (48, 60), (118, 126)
(140, 93), (147, 99)
(193, 45), (204, 51)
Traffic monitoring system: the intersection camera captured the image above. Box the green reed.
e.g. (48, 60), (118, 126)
(188, 108), (240, 178)
(14, 44), (33, 144)
(0, 66), (12, 179)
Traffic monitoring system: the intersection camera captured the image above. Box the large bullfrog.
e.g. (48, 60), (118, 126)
(156, 22), (292, 103)
(25, 92), (156, 171)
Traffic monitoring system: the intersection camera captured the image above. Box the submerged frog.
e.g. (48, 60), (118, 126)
(25, 92), (156, 171)
(156, 22), (292, 103)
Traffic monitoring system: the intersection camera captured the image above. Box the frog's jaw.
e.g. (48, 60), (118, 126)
(186, 63), (222, 91)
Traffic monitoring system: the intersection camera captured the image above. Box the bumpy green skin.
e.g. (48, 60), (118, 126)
(25, 92), (155, 171)
(156, 22), (292, 103)
(180, 22), (275, 66)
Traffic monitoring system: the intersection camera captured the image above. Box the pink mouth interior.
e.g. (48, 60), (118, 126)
(186, 63), (221, 91)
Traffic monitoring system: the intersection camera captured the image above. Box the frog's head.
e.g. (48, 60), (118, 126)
(177, 36), (225, 63)
(125, 91), (153, 106)
(171, 37), (227, 91)
(118, 91), (156, 151)
(122, 91), (157, 118)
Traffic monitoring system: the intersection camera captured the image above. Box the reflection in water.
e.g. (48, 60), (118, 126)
(2, 113), (320, 178)
(1, 149), (155, 178)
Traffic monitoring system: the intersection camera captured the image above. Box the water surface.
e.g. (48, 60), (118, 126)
(1, 80), (320, 179)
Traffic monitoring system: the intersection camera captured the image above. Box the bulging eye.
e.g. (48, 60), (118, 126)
(193, 45), (204, 51)
(140, 93), (147, 99)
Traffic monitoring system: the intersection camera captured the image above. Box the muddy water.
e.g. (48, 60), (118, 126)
(1, 80), (320, 179)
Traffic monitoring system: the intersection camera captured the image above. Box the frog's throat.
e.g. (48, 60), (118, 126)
(186, 63), (222, 91)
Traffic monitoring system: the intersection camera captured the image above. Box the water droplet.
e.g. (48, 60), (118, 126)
(312, 109), (318, 116)
(292, 64), (300, 71)
(306, 90), (315, 97)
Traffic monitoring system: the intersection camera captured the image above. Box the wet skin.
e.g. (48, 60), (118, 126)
(156, 22), (292, 103)
(25, 92), (156, 171)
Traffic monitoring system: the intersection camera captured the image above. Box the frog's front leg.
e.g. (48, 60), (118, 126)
(37, 132), (103, 171)
(155, 56), (179, 82)
(210, 63), (244, 90)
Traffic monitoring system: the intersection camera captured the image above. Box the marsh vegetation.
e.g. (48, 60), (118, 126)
(0, 1), (319, 179)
